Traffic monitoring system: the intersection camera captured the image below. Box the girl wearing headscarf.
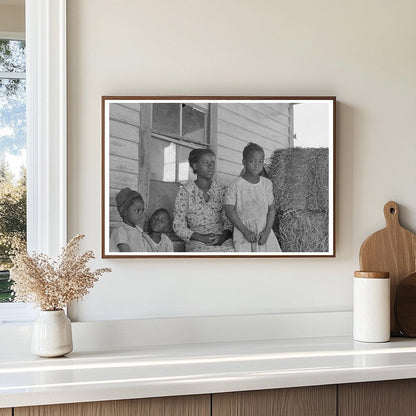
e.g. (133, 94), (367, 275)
(110, 187), (150, 252)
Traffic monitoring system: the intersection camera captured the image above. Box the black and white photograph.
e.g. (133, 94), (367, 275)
(102, 97), (335, 257)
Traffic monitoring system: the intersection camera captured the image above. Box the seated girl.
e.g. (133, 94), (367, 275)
(143, 208), (174, 252)
(110, 187), (150, 252)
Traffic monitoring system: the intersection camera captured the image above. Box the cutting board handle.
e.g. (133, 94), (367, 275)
(384, 201), (400, 228)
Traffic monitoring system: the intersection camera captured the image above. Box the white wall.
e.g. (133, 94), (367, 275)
(67, 0), (416, 322)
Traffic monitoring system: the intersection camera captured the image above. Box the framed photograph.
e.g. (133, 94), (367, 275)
(102, 96), (336, 258)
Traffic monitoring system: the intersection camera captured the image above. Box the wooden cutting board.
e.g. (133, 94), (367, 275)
(359, 201), (416, 336)
(395, 272), (416, 337)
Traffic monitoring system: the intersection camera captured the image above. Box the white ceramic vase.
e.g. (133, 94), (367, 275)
(31, 310), (73, 357)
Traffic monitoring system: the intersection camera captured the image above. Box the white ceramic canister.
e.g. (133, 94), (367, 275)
(353, 271), (390, 343)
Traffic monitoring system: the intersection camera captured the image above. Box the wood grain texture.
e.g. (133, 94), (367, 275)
(110, 103), (141, 127)
(217, 119), (285, 153)
(354, 271), (389, 278)
(137, 103), (152, 207)
(110, 119), (140, 142)
(109, 170), (138, 192)
(110, 137), (139, 159)
(212, 386), (336, 416)
(339, 380), (416, 416)
(359, 201), (416, 335)
(0, 409), (12, 416)
(394, 272), (416, 336)
(15, 395), (210, 416)
(110, 154), (139, 174)
(209, 103), (218, 157)
(218, 104), (290, 137)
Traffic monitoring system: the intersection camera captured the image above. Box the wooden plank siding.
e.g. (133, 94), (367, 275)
(216, 103), (291, 185)
(217, 171), (241, 187)
(109, 170), (138, 191)
(110, 137), (139, 159)
(110, 155), (139, 174)
(109, 103), (141, 228)
(110, 103), (142, 125)
(110, 120), (140, 142)
(219, 103), (291, 137)
(217, 158), (242, 176)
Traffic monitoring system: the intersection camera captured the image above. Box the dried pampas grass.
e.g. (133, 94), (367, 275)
(10, 234), (111, 311)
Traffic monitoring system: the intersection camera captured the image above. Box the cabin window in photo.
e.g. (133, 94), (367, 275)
(151, 103), (209, 184)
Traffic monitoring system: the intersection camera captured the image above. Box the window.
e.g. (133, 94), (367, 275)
(0, 0), (67, 324)
(0, 36), (26, 305)
(150, 103), (209, 183)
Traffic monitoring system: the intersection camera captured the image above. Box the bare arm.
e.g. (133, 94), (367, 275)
(225, 205), (257, 243)
(117, 243), (131, 252)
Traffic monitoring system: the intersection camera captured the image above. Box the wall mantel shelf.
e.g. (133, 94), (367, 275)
(2, 334), (416, 409)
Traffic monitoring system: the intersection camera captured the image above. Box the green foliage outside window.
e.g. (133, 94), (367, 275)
(0, 162), (26, 302)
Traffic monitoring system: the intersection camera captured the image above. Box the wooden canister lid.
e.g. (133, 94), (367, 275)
(354, 271), (389, 279)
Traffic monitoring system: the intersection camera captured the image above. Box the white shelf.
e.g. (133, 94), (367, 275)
(2, 335), (416, 408)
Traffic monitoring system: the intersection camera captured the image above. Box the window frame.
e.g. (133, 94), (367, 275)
(151, 103), (210, 183)
(152, 102), (209, 146)
(0, 0), (67, 323)
(26, 0), (67, 257)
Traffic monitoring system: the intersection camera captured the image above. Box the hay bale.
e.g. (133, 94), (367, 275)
(267, 148), (328, 212)
(267, 148), (329, 252)
(274, 210), (329, 252)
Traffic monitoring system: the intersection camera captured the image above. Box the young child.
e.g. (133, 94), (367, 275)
(110, 187), (150, 252)
(225, 142), (282, 253)
(143, 208), (174, 252)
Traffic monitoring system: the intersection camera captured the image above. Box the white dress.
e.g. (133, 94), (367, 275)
(225, 177), (282, 253)
(143, 233), (174, 252)
(109, 223), (150, 252)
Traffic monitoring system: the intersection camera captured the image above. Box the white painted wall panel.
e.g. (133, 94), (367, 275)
(67, 0), (416, 329)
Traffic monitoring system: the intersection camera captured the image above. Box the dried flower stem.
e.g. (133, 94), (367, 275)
(10, 235), (111, 310)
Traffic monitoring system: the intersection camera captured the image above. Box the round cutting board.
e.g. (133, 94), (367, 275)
(395, 272), (416, 337)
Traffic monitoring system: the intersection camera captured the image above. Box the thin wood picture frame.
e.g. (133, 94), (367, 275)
(102, 96), (336, 258)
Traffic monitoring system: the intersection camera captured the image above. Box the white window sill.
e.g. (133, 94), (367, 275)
(0, 303), (36, 324)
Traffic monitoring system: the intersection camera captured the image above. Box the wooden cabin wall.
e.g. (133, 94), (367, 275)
(215, 103), (292, 186)
(109, 103), (141, 230)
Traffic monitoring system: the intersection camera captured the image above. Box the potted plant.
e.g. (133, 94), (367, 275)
(10, 234), (111, 357)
